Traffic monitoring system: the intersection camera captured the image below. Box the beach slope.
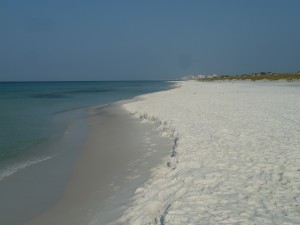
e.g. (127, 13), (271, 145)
(119, 80), (300, 224)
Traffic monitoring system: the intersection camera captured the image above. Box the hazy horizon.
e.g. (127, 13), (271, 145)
(1, 0), (300, 81)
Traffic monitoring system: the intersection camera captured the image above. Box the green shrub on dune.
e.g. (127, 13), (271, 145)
(198, 72), (300, 82)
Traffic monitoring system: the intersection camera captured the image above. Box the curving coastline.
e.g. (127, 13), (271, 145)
(25, 103), (172, 225)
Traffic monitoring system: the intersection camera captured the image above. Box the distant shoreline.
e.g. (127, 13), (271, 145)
(197, 72), (300, 82)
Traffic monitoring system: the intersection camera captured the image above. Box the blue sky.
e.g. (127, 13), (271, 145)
(1, 0), (300, 81)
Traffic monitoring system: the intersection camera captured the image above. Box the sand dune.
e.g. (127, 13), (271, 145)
(119, 80), (300, 224)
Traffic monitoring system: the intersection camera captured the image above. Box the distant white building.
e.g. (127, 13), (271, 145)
(181, 73), (219, 80)
(198, 75), (206, 79)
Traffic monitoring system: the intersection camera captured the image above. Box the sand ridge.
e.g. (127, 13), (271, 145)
(119, 80), (300, 224)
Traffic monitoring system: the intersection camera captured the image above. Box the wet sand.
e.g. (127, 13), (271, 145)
(0, 112), (89, 225)
(26, 103), (172, 225)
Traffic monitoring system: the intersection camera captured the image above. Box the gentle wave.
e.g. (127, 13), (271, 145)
(0, 154), (57, 181)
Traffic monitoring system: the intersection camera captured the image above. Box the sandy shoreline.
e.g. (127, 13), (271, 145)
(26, 103), (172, 225)
(120, 80), (300, 224)
(0, 112), (89, 225)
(3, 80), (300, 224)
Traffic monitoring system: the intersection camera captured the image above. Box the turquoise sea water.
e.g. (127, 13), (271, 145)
(0, 81), (171, 180)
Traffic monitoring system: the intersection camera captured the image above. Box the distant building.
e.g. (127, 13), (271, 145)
(181, 73), (219, 80)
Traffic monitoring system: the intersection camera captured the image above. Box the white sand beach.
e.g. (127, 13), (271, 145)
(25, 104), (172, 225)
(119, 80), (300, 224)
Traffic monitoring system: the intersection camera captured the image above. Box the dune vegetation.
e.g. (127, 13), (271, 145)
(198, 72), (300, 81)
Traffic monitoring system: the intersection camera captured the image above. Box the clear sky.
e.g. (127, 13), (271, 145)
(1, 0), (300, 81)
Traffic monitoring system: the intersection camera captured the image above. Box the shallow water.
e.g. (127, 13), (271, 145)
(0, 104), (172, 225)
(0, 81), (171, 180)
(0, 81), (172, 224)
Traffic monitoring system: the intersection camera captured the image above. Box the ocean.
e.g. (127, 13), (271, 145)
(0, 81), (171, 181)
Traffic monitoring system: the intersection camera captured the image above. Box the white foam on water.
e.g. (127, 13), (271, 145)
(0, 155), (56, 181)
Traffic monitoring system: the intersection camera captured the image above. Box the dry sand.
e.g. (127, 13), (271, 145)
(119, 80), (300, 225)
